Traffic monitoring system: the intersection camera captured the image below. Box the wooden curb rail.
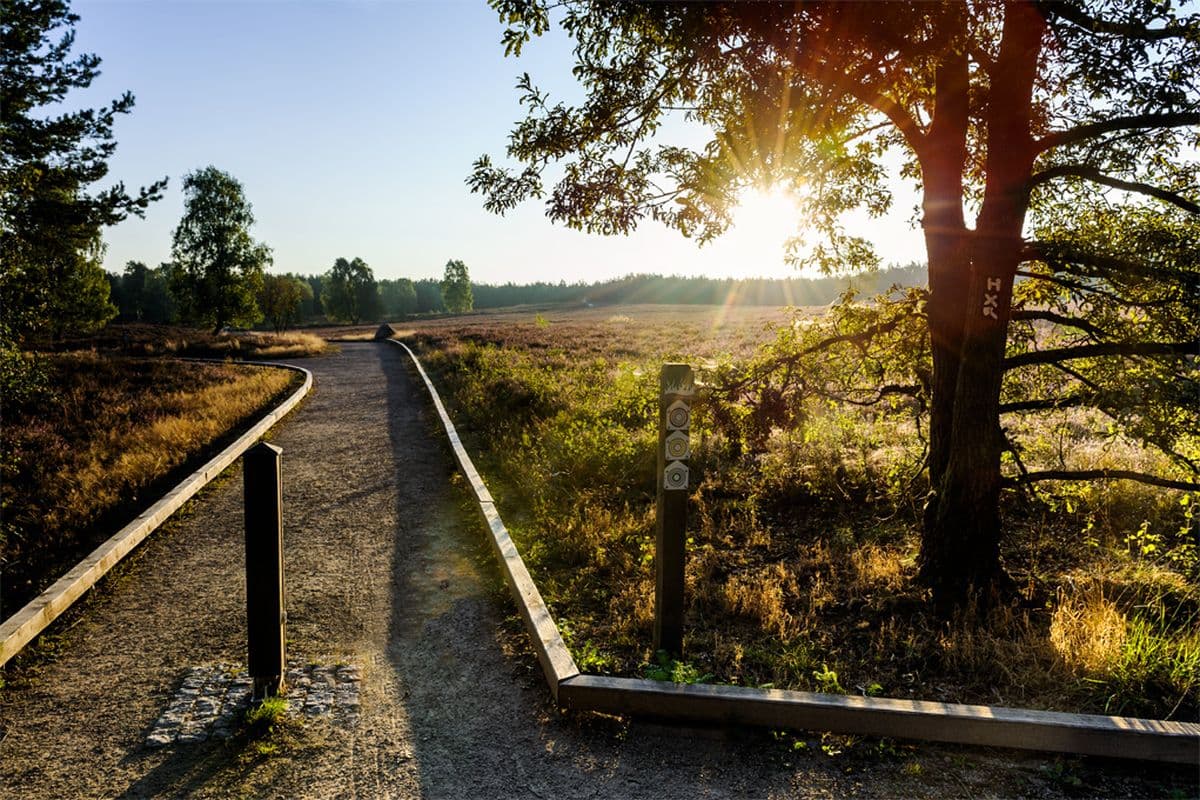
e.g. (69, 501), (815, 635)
(0, 361), (313, 668)
(391, 338), (1198, 764)
(389, 340), (579, 696)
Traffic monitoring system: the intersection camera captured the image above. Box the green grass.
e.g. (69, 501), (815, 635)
(402, 306), (1198, 721)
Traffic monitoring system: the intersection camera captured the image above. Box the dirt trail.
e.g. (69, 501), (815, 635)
(0, 343), (1183, 799)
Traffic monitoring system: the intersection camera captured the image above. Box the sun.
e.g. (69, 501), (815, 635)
(721, 185), (806, 279)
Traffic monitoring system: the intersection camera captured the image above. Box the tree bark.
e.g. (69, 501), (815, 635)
(915, 9), (973, 591)
(919, 1), (1045, 609)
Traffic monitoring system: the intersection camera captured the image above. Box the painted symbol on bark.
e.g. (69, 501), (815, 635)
(666, 399), (691, 431)
(665, 430), (690, 461)
(982, 277), (1002, 319)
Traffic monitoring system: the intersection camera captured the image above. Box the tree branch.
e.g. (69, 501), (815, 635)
(1007, 469), (1200, 492)
(1028, 164), (1200, 214)
(1022, 242), (1197, 287)
(1014, 270), (1179, 307)
(1005, 341), (1198, 369)
(817, 383), (921, 407)
(1036, 112), (1200, 153)
(713, 314), (919, 398)
(1040, 1), (1198, 41)
(1010, 309), (1107, 338)
(790, 47), (926, 155)
(999, 394), (1095, 413)
(808, 317), (907, 356)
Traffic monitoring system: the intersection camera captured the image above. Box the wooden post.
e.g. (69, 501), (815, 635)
(244, 442), (286, 700)
(655, 364), (693, 656)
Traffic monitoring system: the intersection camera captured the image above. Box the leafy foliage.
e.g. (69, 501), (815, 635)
(0, 0), (164, 347)
(378, 277), (417, 320)
(258, 274), (311, 333)
(108, 261), (177, 324)
(322, 256), (379, 324)
(1006, 204), (1200, 484)
(440, 259), (474, 314)
(473, 0), (1200, 605)
(169, 167), (271, 333)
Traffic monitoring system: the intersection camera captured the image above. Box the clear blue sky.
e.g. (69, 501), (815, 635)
(74, 0), (924, 284)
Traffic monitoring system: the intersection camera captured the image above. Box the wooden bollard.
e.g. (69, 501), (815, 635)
(654, 363), (693, 656)
(244, 441), (286, 700)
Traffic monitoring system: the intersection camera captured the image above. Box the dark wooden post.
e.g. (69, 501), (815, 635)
(655, 363), (693, 656)
(244, 442), (286, 700)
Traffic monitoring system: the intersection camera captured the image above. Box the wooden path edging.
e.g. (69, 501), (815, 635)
(0, 361), (313, 668)
(395, 339), (1198, 763)
(557, 676), (1198, 764)
(389, 341), (579, 696)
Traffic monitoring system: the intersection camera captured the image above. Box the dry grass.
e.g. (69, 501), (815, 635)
(321, 329), (379, 342)
(1050, 587), (1128, 673)
(399, 304), (802, 362)
(54, 324), (332, 359)
(1, 353), (300, 614)
(719, 563), (797, 638)
(242, 331), (329, 359)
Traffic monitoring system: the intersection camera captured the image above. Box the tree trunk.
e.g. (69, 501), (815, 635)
(924, 259), (1015, 607)
(918, 1), (1045, 609)
(914, 16), (975, 593)
(919, 16), (971, 489)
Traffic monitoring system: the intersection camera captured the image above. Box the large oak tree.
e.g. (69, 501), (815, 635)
(471, 0), (1199, 606)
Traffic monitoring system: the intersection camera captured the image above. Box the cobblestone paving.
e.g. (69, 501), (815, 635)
(145, 662), (361, 747)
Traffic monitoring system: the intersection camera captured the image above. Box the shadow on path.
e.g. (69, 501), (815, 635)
(375, 343), (803, 800)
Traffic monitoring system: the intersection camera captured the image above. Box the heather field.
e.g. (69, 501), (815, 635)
(396, 303), (1198, 722)
(0, 354), (302, 615)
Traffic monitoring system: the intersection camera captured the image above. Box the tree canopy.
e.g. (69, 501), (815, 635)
(379, 277), (418, 320)
(322, 257), (379, 324)
(441, 259), (474, 314)
(473, 0), (1199, 606)
(0, 0), (165, 344)
(169, 167), (271, 333)
(258, 273), (311, 332)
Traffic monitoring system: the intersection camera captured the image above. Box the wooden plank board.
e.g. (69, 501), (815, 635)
(558, 675), (1200, 764)
(477, 502), (580, 693)
(389, 342), (493, 503)
(0, 362), (313, 667)
(390, 341), (578, 695)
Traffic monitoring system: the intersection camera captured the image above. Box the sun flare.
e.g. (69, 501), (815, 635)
(723, 186), (806, 279)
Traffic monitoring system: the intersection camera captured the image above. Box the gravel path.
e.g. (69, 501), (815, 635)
(0, 343), (1186, 799)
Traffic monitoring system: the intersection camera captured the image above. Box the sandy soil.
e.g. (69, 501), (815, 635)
(0, 342), (1191, 799)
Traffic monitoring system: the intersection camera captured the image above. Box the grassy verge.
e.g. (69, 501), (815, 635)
(403, 306), (1197, 722)
(56, 323), (331, 359)
(1, 353), (301, 614)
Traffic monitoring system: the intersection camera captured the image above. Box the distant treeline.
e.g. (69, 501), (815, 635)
(478, 263), (927, 309)
(106, 262), (926, 327)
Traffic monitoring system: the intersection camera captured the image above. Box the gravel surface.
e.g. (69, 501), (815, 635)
(0, 343), (1190, 799)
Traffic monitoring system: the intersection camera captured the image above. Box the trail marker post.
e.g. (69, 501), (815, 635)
(244, 441), (286, 700)
(655, 363), (693, 656)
